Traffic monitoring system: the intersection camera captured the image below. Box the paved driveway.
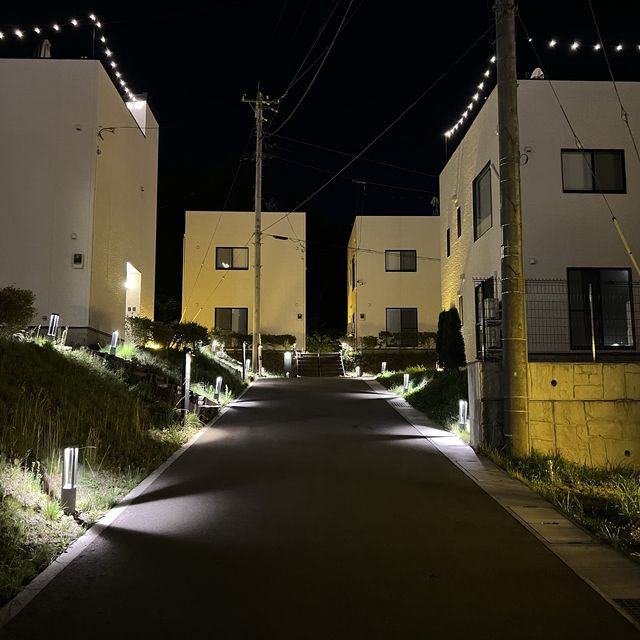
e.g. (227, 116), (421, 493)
(2, 378), (638, 638)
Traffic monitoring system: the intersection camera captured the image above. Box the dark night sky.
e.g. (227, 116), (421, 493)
(3, 2), (640, 332)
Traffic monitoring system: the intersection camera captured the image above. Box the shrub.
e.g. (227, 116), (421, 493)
(407, 370), (468, 426)
(0, 286), (35, 336)
(306, 333), (340, 353)
(172, 321), (208, 349)
(436, 307), (465, 370)
(125, 316), (154, 346)
(360, 335), (379, 349)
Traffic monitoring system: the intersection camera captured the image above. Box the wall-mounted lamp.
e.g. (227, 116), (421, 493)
(61, 444), (79, 514)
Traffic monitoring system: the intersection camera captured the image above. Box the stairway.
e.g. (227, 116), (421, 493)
(296, 352), (345, 377)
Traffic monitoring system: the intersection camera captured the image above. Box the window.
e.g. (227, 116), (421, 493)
(475, 277), (498, 358)
(473, 163), (492, 240)
(385, 250), (417, 272)
(458, 295), (464, 326)
(216, 247), (249, 270)
(567, 268), (635, 349)
(456, 206), (462, 238)
(385, 308), (418, 347)
(446, 229), (451, 257)
(214, 308), (248, 335)
(561, 150), (625, 193)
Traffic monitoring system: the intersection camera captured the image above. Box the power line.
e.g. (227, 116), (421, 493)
(266, 153), (437, 194)
(586, 0), (640, 168)
(518, 14), (640, 278)
(180, 125), (256, 322)
(269, 0), (354, 136)
(262, 24), (494, 236)
(271, 133), (438, 178)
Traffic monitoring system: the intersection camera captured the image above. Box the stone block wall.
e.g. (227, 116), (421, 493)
(529, 363), (640, 468)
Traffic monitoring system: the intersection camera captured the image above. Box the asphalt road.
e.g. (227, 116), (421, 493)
(2, 378), (638, 639)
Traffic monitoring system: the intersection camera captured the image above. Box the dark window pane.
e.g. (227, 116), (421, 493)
(473, 165), (492, 239)
(216, 247), (233, 269)
(600, 269), (632, 346)
(400, 251), (416, 271)
(215, 308), (232, 331)
(594, 151), (624, 192)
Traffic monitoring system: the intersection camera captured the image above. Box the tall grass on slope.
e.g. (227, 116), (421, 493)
(0, 339), (172, 471)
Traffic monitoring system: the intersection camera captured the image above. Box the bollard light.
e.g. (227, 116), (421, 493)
(110, 330), (119, 355)
(260, 366), (265, 376)
(245, 358), (251, 373)
(183, 350), (192, 426)
(381, 361), (387, 373)
(459, 399), (469, 430)
(355, 366), (361, 377)
(47, 313), (60, 338)
(242, 341), (247, 381)
(403, 373), (410, 392)
(284, 351), (292, 378)
(61, 444), (79, 514)
(215, 375), (223, 401)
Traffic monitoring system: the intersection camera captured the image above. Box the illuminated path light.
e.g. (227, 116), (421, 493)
(1, 378), (637, 636)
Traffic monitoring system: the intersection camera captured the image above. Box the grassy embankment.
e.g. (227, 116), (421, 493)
(0, 338), (244, 605)
(377, 366), (469, 440)
(483, 447), (640, 562)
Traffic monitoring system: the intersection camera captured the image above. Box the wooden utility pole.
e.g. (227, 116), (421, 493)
(495, 0), (530, 455)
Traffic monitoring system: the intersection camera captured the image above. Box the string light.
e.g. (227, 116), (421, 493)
(444, 34), (640, 141)
(0, 14), (139, 109)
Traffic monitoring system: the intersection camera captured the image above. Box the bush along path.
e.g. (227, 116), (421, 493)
(0, 337), (245, 607)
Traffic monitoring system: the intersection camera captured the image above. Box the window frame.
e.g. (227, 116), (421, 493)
(385, 307), (419, 347)
(472, 162), (493, 241)
(384, 249), (417, 272)
(456, 206), (462, 238)
(215, 246), (249, 270)
(446, 229), (451, 257)
(214, 307), (249, 335)
(566, 267), (635, 350)
(561, 149), (626, 194)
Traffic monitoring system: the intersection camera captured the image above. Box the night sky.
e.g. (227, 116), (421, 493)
(3, 2), (640, 332)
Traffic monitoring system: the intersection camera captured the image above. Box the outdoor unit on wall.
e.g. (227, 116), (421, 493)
(483, 298), (500, 320)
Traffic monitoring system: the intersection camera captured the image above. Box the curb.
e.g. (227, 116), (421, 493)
(365, 378), (640, 631)
(0, 383), (252, 630)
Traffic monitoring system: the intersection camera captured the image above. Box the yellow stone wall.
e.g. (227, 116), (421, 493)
(528, 363), (640, 468)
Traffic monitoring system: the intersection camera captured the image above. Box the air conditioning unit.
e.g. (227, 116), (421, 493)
(483, 298), (500, 320)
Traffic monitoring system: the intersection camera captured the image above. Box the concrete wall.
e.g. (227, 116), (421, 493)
(182, 211), (306, 347)
(90, 70), (158, 339)
(0, 59), (158, 344)
(529, 362), (640, 468)
(441, 81), (640, 361)
(347, 216), (441, 342)
(468, 360), (640, 468)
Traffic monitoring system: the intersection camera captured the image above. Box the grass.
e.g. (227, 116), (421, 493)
(0, 337), (211, 606)
(378, 367), (468, 430)
(482, 448), (640, 562)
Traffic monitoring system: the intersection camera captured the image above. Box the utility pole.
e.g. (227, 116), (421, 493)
(495, 0), (530, 456)
(242, 91), (278, 374)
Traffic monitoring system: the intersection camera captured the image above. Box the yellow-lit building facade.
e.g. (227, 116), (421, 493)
(182, 211), (306, 349)
(347, 216), (441, 347)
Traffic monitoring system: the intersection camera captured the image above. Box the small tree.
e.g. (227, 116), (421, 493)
(0, 285), (35, 336)
(125, 315), (154, 346)
(172, 321), (209, 349)
(436, 307), (465, 370)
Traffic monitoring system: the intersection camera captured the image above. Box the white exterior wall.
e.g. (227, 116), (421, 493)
(440, 81), (640, 361)
(0, 59), (158, 343)
(91, 70), (158, 337)
(182, 211), (306, 347)
(347, 216), (441, 342)
(0, 59), (98, 328)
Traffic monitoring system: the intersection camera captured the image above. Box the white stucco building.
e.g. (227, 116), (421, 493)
(182, 211), (306, 348)
(0, 59), (159, 345)
(347, 216), (441, 347)
(440, 80), (640, 363)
